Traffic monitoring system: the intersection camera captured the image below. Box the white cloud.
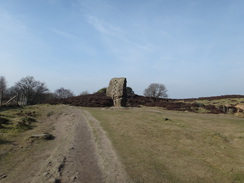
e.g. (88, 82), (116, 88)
(49, 28), (76, 39)
(84, 14), (171, 74)
(87, 15), (162, 53)
(87, 15), (109, 34)
(87, 15), (127, 39)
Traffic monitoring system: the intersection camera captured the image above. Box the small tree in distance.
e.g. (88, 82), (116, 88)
(10, 76), (49, 104)
(80, 90), (90, 95)
(143, 83), (168, 98)
(54, 87), (74, 98)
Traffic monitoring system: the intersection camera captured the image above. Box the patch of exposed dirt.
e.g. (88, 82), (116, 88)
(236, 104), (244, 110)
(0, 105), (130, 183)
(82, 110), (131, 183)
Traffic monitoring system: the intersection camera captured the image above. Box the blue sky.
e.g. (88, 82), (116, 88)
(0, 0), (243, 98)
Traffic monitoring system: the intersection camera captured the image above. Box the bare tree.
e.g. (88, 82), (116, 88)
(54, 87), (74, 98)
(143, 83), (168, 98)
(10, 76), (49, 104)
(0, 76), (7, 92)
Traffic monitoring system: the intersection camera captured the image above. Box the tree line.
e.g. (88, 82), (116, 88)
(0, 75), (168, 105)
(0, 76), (75, 105)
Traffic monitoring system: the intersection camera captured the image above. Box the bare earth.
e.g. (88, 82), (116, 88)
(0, 105), (131, 183)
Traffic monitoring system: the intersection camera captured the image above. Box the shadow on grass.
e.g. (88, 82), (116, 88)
(0, 116), (10, 124)
(0, 139), (14, 145)
(0, 105), (24, 112)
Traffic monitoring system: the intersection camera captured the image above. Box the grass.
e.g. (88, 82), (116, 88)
(181, 98), (244, 106)
(0, 106), (37, 134)
(1, 104), (243, 182)
(85, 106), (244, 183)
(0, 105), (61, 163)
(0, 104), (68, 182)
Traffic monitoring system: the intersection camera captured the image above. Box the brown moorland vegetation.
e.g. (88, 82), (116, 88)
(46, 93), (244, 115)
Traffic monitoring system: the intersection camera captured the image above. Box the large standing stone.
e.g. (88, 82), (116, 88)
(106, 78), (127, 107)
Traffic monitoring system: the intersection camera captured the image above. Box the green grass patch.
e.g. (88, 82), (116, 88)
(233, 173), (244, 182)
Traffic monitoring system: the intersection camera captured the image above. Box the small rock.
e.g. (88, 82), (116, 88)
(50, 178), (61, 183)
(30, 133), (55, 140)
(55, 178), (61, 183)
(0, 174), (7, 179)
(43, 172), (49, 176)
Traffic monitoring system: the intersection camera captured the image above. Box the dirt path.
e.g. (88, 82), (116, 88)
(0, 105), (130, 183)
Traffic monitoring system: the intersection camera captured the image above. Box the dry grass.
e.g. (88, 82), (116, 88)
(86, 106), (244, 183)
(181, 98), (244, 106)
(0, 105), (61, 172)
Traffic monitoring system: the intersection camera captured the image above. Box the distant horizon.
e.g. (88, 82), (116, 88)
(1, 0), (243, 98)
(2, 74), (244, 100)
(3, 76), (244, 99)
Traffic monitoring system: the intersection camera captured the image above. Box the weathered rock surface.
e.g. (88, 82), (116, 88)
(106, 78), (127, 107)
(29, 133), (55, 140)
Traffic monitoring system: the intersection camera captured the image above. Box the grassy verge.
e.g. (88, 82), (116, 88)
(0, 104), (60, 172)
(86, 107), (244, 183)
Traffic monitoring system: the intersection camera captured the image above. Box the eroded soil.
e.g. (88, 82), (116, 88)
(0, 105), (130, 183)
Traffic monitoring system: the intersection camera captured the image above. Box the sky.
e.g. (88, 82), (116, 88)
(0, 0), (244, 98)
